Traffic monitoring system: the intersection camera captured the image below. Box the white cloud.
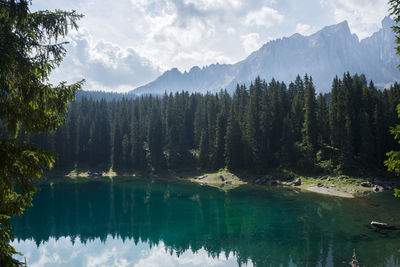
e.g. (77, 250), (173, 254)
(296, 23), (312, 35)
(182, 0), (244, 10)
(127, 1), (244, 72)
(104, 1), (283, 73)
(30, 0), (390, 92)
(50, 29), (161, 92)
(245, 7), (284, 28)
(227, 27), (236, 34)
(241, 33), (266, 54)
(320, 0), (389, 39)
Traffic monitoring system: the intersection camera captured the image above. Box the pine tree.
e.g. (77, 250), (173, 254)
(214, 93), (230, 169)
(373, 103), (385, 163)
(260, 81), (272, 165)
(199, 129), (209, 169)
(340, 116), (354, 171)
(316, 93), (329, 145)
(280, 114), (295, 165)
(194, 98), (207, 148)
(247, 77), (263, 166)
(302, 75), (318, 157)
(130, 110), (147, 170)
(112, 121), (123, 171)
(148, 104), (165, 170)
(97, 100), (111, 168)
(360, 112), (374, 166)
(225, 108), (242, 170)
(329, 76), (342, 149)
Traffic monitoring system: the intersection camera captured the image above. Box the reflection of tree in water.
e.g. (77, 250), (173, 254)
(11, 179), (400, 267)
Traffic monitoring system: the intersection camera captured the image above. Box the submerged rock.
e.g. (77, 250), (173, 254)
(361, 182), (371, 187)
(371, 221), (395, 230)
(293, 179), (301, 186)
(373, 185), (384, 192)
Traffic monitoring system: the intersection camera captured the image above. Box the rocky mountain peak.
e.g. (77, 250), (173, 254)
(132, 18), (400, 95)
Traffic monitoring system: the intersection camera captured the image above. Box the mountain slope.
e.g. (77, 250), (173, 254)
(132, 17), (400, 95)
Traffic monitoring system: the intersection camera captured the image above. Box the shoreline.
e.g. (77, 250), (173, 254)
(188, 172), (372, 198)
(49, 169), (395, 198)
(304, 186), (355, 198)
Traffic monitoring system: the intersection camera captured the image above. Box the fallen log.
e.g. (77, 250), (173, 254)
(371, 221), (395, 230)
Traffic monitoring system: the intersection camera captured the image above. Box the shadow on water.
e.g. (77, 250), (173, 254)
(11, 177), (400, 266)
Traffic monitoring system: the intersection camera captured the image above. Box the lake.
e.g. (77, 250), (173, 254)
(10, 177), (400, 266)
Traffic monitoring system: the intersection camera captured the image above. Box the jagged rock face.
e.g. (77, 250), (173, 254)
(360, 16), (399, 83)
(132, 17), (400, 95)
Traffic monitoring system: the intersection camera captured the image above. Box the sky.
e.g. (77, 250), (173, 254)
(31, 0), (390, 92)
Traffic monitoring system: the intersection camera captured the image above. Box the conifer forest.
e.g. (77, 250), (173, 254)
(25, 73), (400, 175)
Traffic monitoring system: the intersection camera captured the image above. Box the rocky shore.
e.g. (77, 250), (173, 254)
(61, 169), (398, 198)
(190, 172), (398, 198)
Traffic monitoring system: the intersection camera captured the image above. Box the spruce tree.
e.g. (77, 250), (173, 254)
(112, 121), (123, 171)
(360, 112), (374, 166)
(225, 108), (242, 170)
(302, 75), (318, 157)
(316, 93), (329, 145)
(0, 1), (83, 264)
(214, 93), (230, 169)
(329, 76), (342, 149)
(247, 77), (263, 166)
(130, 111), (147, 170)
(148, 104), (165, 170)
(199, 129), (209, 169)
(340, 116), (354, 171)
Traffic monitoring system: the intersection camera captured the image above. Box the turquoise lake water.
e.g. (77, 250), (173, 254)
(10, 177), (400, 266)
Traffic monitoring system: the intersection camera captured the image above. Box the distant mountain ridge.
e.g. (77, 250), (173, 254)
(131, 17), (400, 95)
